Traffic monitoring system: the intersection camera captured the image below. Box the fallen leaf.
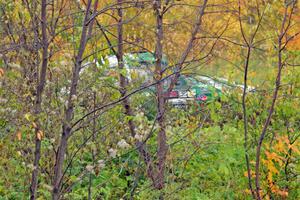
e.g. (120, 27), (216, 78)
(16, 131), (22, 141)
(37, 130), (43, 140)
(32, 122), (37, 128)
(0, 68), (4, 77)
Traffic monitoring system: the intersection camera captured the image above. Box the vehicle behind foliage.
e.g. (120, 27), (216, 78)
(98, 53), (251, 109)
(166, 75), (223, 107)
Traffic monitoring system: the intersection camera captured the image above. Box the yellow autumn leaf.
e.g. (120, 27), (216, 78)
(32, 122), (37, 128)
(265, 151), (284, 164)
(274, 139), (286, 154)
(24, 113), (31, 121)
(250, 160), (256, 165)
(267, 161), (279, 174)
(130, 70), (138, 80)
(244, 189), (251, 194)
(37, 130), (43, 140)
(289, 143), (300, 155)
(283, 136), (290, 145)
(0, 68), (4, 77)
(16, 131), (22, 141)
(267, 171), (273, 183)
(243, 170), (255, 178)
(276, 190), (288, 197)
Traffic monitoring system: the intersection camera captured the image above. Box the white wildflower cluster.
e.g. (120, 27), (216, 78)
(85, 164), (94, 173)
(60, 60), (69, 67)
(117, 139), (130, 149)
(71, 94), (77, 102)
(136, 112), (144, 118)
(27, 163), (36, 170)
(0, 107), (11, 113)
(108, 148), (117, 158)
(42, 184), (53, 191)
(97, 160), (105, 169)
(134, 134), (144, 142)
(154, 124), (160, 130)
(133, 111), (153, 142)
(57, 86), (68, 104)
(50, 110), (56, 115)
(137, 124), (143, 130)
(0, 98), (8, 104)
(60, 86), (68, 95)
(134, 125), (146, 142)
(138, 112), (148, 121)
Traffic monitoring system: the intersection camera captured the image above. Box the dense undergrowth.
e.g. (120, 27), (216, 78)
(1, 87), (299, 199)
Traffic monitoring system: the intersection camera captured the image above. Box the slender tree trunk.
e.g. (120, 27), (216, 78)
(52, 0), (94, 199)
(30, 135), (41, 200)
(153, 0), (167, 190)
(116, 0), (156, 184)
(52, 133), (68, 200)
(151, 0), (209, 189)
(255, 38), (283, 200)
(241, 46), (256, 199)
(254, 4), (295, 198)
(30, 0), (48, 199)
(116, 0), (138, 140)
(255, 47), (282, 200)
(238, 2), (267, 198)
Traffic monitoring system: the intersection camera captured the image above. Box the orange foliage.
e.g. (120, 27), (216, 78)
(287, 34), (300, 50)
(261, 135), (300, 198)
